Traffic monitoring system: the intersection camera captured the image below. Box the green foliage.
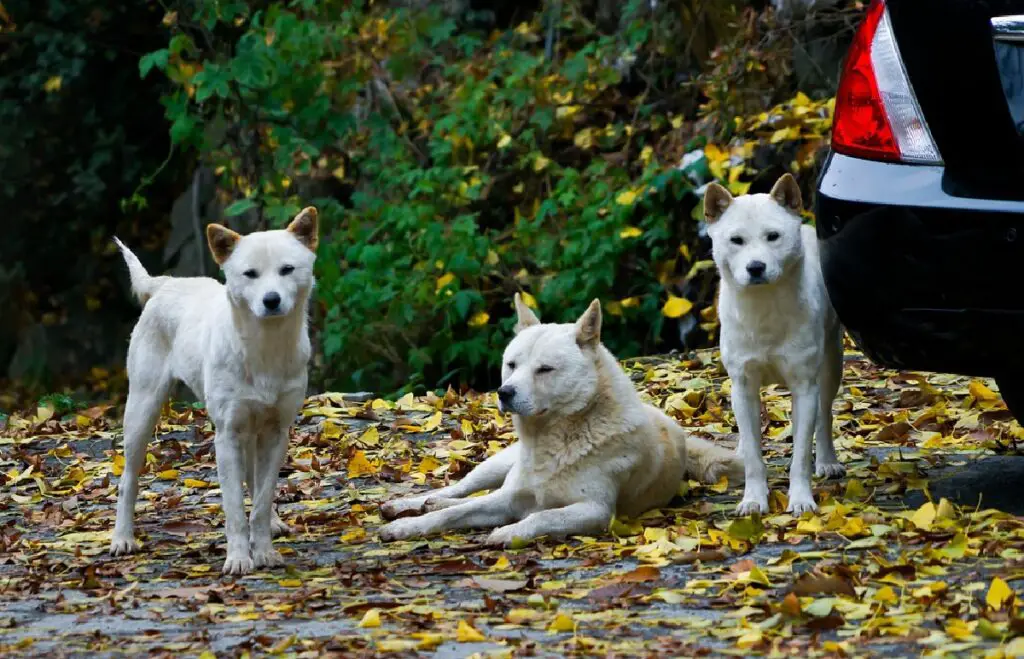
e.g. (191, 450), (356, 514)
(142, 0), (848, 396)
(38, 392), (82, 417)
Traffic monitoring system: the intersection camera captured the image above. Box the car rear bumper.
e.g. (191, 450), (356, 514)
(816, 152), (1024, 377)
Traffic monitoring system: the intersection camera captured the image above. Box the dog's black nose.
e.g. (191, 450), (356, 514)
(497, 385), (515, 403)
(263, 292), (281, 310)
(746, 261), (767, 278)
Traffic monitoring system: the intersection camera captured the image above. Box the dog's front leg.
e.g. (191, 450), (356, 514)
(380, 443), (521, 520)
(788, 381), (819, 514)
(732, 373), (769, 516)
(245, 441), (290, 537)
(379, 489), (518, 541)
(485, 501), (612, 548)
(249, 425), (291, 569)
(214, 426), (252, 575)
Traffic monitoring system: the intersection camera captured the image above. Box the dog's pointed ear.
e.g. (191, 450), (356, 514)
(287, 206), (319, 252)
(575, 299), (602, 346)
(703, 183), (733, 223)
(770, 173), (802, 214)
(206, 224), (242, 265)
(513, 293), (540, 333)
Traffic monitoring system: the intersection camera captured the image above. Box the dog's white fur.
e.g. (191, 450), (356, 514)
(378, 296), (744, 546)
(705, 174), (844, 516)
(109, 208), (318, 575)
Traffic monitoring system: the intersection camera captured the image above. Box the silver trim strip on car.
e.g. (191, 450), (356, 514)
(993, 16), (1024, 43)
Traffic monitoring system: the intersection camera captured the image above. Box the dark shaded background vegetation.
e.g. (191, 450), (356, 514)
(0, 0), (860, 409)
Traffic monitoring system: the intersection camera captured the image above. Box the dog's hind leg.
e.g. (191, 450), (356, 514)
(110, 366), (171, 556)
(814, 332), (845, 479)
(380, 443), (520, 519)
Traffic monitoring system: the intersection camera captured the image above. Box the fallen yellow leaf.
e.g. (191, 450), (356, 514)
(456, 619), (486, 642)
(987, 577), (1015, 610)
(547, 612), (575, 633)
(347, 451), (376, 478)
(359, 608), (381, 628)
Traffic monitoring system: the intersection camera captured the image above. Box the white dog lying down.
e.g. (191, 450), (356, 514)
(379, 295), (744, 546)
(109, 208), (319, 575)
(705, 174), (845, 516)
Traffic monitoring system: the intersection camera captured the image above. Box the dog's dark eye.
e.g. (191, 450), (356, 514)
(730, 236), (744, 246)
(280, 264), (295, 276)
(506, 361), (516, 370)
(765, 231), (780, 242)
(536, 365), (555, 374)
(243, 269), (259, 279)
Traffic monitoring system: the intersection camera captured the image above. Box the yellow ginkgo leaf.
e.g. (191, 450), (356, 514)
(619, 226), (642, 239)
(468, 311), (489, 327)
(987, 577), (1014, 610)
(615, 190), (637, 206)
(662, 295), (693, 318)
(421, 410), (443, 432)
(456, 619), (486, 642)
(358, 608), (381, 628)
(43, 76), (62, 93)
(547, 612), (575, 633)
(347, 451), (376, 478)
(435, 272), (455, 292)
(112, 453), (125, 476)
(911, 502), (935, 531)
(157, 469), (179, 480)
(969, 380), (998, 402)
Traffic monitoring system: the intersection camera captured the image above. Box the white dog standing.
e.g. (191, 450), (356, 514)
(705, 174), (844, 516)
(108, 208), (318, 575)
(378, 295), (744, 546)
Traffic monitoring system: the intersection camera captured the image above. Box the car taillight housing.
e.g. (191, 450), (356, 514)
(832, 0), (941, 164)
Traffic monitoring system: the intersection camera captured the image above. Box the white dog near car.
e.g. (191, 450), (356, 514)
(108, 208), (318, 575)
(378, 295), (744, 546)
(705, 174), (844, 516)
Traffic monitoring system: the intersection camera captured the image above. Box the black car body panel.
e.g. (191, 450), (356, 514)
(817, 153), (1024, 377)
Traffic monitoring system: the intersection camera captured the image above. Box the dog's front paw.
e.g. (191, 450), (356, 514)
(222, 553), (254, 576)
(735, 498), (769, 516)
(271, 514), (292, 537)
(786, 490), (817, 515)
(379, 518), (425, 542)
(485, 525), (530, 548)
(252, 547), (285, 569)
(380, 498), (426, 521)
(109, 535), (139, 557)
(815, 461), (846, 480)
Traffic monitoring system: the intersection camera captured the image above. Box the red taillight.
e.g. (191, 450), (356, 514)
(832, 0), (901, 161)
(832, 1), (940, 163)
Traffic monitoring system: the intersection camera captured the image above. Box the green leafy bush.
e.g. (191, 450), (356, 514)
(140, 0), (849, 395)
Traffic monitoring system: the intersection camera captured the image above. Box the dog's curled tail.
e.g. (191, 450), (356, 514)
(113, 237), (164, 306)
(684, 434), (746, 487)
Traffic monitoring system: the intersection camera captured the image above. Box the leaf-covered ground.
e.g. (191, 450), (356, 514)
(4, 343), (1024, 657)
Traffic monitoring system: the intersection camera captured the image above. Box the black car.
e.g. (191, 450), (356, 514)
(815, 0), (1024, 419)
